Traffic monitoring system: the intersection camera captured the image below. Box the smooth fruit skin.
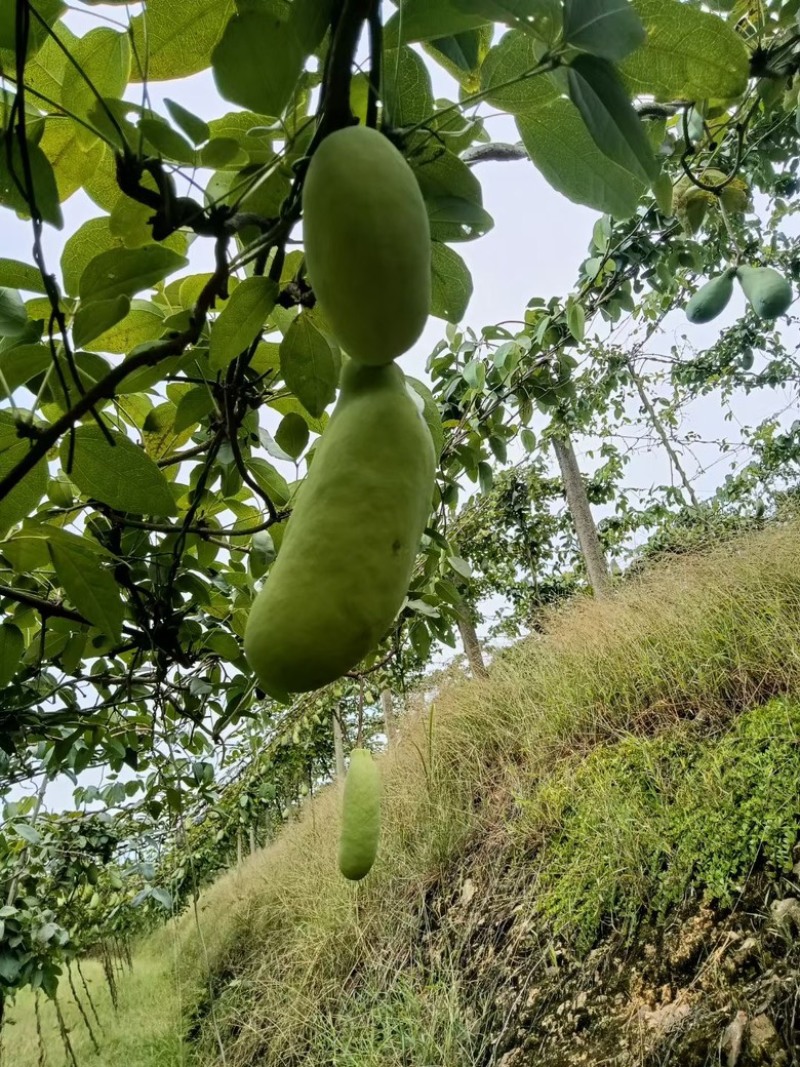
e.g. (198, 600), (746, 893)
(339, 748), (381, 881)
(685, 272), (734, 324)
(302, 125), (431, 365)
(244, 361), (435, 697)
(735, 265), (793, 320)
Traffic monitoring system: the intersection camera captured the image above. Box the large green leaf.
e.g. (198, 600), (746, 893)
(563, 0), (645, 61)
(431, 243), (473, 322)
(385, 0), (489, 45)
(78, 247), (188, 303)
(48, 540), (123, 640)
(516, 97), (645, 217)
(212, 7), (302, 116)
(279, 314), (338, 420)
(0, 443), (48, 534)
(0, 624), (24, 688)
(0, 260), (47, 295)
(0, 139), (63, 228)
(85, 300), (165, 355)
(248, 458), (290, 507)
(623, 0), (750, 101)
(451, 0), (561, 39)
(383, 45), (435, 127)
(164, 100), (210, 146)
(0, 290), (29, 339)
(275, 412), (309, 460)
(62, 28), (131, 135)
(0, 344), (52, 397)
(567, 55), (657, 184)
(480, 30), (559, 114)
(130, 0), (235, 80)
(0, 0), (65, 55)
(413, 148), (493, 242)
(40, 117), (105, 203)
(62, 426), (177, 516)
(72, 296), (131, 349)
(209, 277), (278, 371)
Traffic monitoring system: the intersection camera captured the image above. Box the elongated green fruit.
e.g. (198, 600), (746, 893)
(685, 271), (734, 324)
(302, 125), (431, 365)
(735, 265), (793, 320)
(339, 748), (381, 881)
(244, 362), (435, 696)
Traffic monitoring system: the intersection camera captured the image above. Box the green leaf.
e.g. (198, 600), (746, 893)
(567, 55), (657, 184)
(413, 148), (492, 242)
(279, 313), (338, 420)
(516, 98), (645, 217)
(383, 45), (435, 127)
(0, 0), (65, 55)
(0, 624), (24, 688)
(275, 413), (309, 460)
(0, 443), (48, 534)
(48, 541), (123, 640)
(566, 299), (586, 342)
(431, 243), (473, 322)
(0, 290), (28, 339)
(165, 99), (210, 146)
(622, 0), (750, 101)
(62, 28), (131, 132)
(72, 295), (131, 349)
(209, 277), (278, 371)
(407, 377), (444, 457)
(0, 344), (52, 397)
(563, 0), (645, 61)
(13, 823), (41, 845)
(139, 117), (196, 165)
(448, 555), (472, 580)
(62, 426), (177, 516)
(174, 388), (215, 434)
(248, 458), (290, 506)
(85, 301), (165, 355)
(212, 7), (303, 116)
(130, 0), (235, 80)
(450, 0), (561, 38)
(0, 260), (47, 295)
(480, 30), (559, 114)
(0, 139), (63, 228)
(78, 246), (188, 303)
(384, 0), (489, 44)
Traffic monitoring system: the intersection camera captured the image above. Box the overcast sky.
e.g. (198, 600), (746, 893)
(5, 4), (798, 811)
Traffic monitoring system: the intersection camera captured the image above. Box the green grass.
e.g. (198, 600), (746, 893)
(8, 522), (800, 1066)
(3, 951), (184, 1067)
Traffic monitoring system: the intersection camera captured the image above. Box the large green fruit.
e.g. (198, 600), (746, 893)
(735, 265), (793, 320)
(302, 125), (431, 365)
(244, 361), (435, 697)
(685, 271), (735, 324)
(339, 748), (381, 881)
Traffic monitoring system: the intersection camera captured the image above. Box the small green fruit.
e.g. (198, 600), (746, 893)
(302, 125), (431, 365)
(685, 272), (734, 324)
(339, 748), (381, 881)
(735, 265), (793, 320)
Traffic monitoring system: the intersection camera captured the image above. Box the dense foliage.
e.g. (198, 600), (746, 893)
(0, 0), (798, 1021)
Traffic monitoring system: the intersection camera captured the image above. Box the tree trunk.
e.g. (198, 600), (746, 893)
(381, 689), (398, 747)
(551, 434), (611, 598)
(455, 602), (488, 679)
(332, 710), (345, 779)
(236, 831), (243, 866)
(248, 824), (256, 854)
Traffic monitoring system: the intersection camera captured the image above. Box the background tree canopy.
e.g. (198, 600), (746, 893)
(0, 0), (799, 1016)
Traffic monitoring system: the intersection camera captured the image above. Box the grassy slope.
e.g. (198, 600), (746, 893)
(7, 522), (800, 1066)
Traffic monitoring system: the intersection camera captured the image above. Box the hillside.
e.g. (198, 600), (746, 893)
(7, 522), (800, 1067)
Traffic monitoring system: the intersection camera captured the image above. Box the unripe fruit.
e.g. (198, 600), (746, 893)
(339, 748), (381, 881)
(244, 362), (435, 697)
(685, 271), (735, 324)
(735, 265), (793, 320)
(302, 125), (431, 365)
